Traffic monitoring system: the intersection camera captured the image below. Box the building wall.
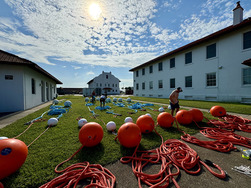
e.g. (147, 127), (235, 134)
(0, 64), (24, 112)
(0, 64), (57, 113)
(89, 71), (120, 95)
(23, 66), (57, 110)
(133, 26), (251, 102)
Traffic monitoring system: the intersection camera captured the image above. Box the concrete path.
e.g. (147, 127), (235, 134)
(0, 101), (52, 129)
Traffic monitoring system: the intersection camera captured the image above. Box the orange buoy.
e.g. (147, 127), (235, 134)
(136, 115), (155, 133)
(0, 139), (28, 180)
(117, 122), (141, 148)
(157, 112), (174, 128)
(210, 106), (226, 117)
(189, 108), (204, 122)
(176, 110), (193, 125)
(79, 122), (103, 147)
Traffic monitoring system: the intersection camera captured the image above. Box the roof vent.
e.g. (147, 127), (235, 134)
(233, 1), (244, 25)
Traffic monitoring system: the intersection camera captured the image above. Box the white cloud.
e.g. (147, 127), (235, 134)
(72, 65), (82, 70)
(87, 71), (95, 75)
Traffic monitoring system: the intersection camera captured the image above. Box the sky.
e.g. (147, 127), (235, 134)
(1, 0), (251, 89)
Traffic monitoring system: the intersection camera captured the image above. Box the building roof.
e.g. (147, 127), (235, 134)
(0, 50), (62, 84)
(129, 17), (251, 71)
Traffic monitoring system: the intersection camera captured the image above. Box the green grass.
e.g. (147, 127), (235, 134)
(126, 96), (251, 114)
(0, 95), (248, 187)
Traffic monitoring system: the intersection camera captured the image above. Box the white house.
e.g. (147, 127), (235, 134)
(0, 50), (62, 113)
(130, 2), (251, 103)
(87, 71), (120, 95)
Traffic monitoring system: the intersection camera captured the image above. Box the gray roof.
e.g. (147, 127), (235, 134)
(0, 50), (62, 84)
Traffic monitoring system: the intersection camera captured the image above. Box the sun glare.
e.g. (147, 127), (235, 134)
(89, 3), (102, 20)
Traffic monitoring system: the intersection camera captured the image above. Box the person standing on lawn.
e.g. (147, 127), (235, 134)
(169, 87), (183, 116)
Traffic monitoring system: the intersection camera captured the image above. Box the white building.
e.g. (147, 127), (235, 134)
(87, 71), (120, 95)
(130, 2), (251, 103)
(0, 50), (62, 113)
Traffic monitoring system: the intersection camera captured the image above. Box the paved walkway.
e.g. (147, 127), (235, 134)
(0, 101), (52, 129)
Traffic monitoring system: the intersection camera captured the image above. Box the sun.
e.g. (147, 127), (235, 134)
(89, 3), (102, 20)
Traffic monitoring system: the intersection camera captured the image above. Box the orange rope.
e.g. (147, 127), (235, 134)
(40, 142), (116, 188)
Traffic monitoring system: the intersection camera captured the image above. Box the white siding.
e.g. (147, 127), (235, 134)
(133, 26), (251, 102)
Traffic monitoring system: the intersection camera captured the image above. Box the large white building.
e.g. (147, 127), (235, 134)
(130, 2), (251, 103)
(0, 50), (62, 113)
(87, 71), (120, 95)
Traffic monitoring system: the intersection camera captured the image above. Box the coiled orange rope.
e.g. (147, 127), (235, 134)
(40, 142), (116, 188)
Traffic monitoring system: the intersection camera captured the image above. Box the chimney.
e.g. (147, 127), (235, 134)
(233, 1), (244, 25)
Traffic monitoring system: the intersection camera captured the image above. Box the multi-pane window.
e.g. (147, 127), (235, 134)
(158, 80), (163, 88)
(206, 43), (216, 59)
(185, 76), (192, 87)
(149, 81), (153, 89)
(142, 68), (145, 75)
(243, 68), (251, 85)
(32, 78), (36, 94)
(158, 62), (163, 71)
(243, 31), (251, 49)
(206, 72), (216, 86)
(149, 65), (153, 73)
(170, 78), (175, 88)
(185, 52), (192, 64)
(136, 70), (139, 77)
(170, 58), (175, 68)
(142, 82), (145, 90)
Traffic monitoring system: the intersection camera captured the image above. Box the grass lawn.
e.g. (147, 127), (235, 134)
(0, 95), (249, 187)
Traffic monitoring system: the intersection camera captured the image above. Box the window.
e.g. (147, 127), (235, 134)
(32, 78), (36, 94)
(149, 65), (153, 73)
(243, 68), (251, 85)
(142, 82), (145, 90)
(136, 70), (139, 77)
(185, 52), (192, 64)
(5, 75), (13, 80)
(206, 43), (216, 59)
(136, 83), (139, 90)
(170, 58), (175, 68)
(243, 31), (251, 49)
(158, 62), (163, 71)
(206, 72), (216, 86)
(170, 78), (175, 88)
(106, 75), (108, 79)
(100, 83), (102, 87)
(185, 76), (192, 87)
(158, 80), (163, 89)
(149, 81), (153, 89)
(96, 83), (98, 87)
(142, 68), (145, 75)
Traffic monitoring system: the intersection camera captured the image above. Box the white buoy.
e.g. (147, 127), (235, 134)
(168, 105), (172, 110)
(64, 100), (72, 107)
(124, 117), (133, 123)
(53, 99), (59, 105)
(47, 118), (58, 126)
(145, 113), (152, 117)
(0, 137), (8, 140)
(159, 107), (164, 112)
(106, 121), (116, 131)
(78, 118), (88, 128)
(85, 97), (89, 102)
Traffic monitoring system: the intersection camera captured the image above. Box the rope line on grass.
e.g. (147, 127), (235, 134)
(119, 128), (226, 188)
(40, 141), (116, 188)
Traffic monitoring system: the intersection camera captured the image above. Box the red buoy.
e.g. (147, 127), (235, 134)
(210, 106), (226, 117)
(189, 109), (204, 122)
(79, 122), (103, 147)
(0, 139), (28, 180)
(117, 122), (141, 148)
(136, 115), (155, 133)
(157, 112), (174, 128)
(176, 110), (193, 125)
